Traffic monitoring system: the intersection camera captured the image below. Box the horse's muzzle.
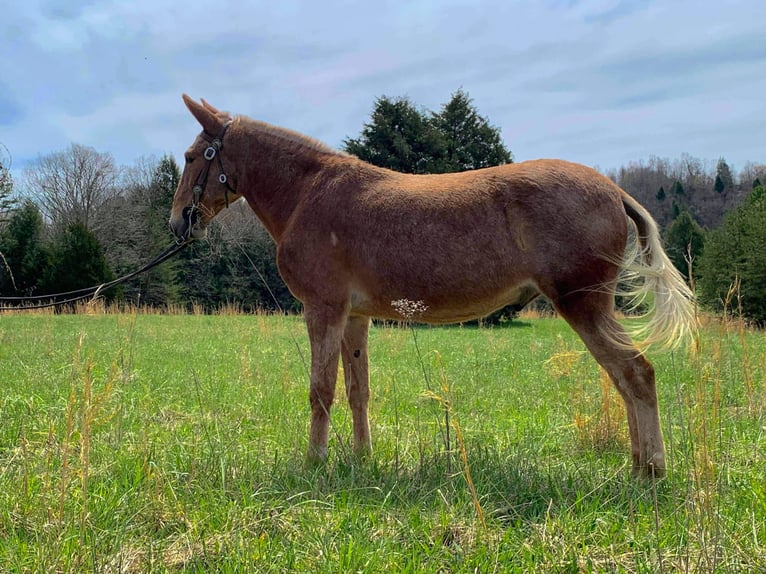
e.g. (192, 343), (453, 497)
(169, 206), (207, 241)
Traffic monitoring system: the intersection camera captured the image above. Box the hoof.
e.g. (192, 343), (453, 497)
(353, 443), (372, 461)
(306, 445), (328, 468)
(632, 460), (666, 479)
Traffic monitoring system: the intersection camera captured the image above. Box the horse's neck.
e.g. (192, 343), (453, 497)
(236, 119), (333, 240)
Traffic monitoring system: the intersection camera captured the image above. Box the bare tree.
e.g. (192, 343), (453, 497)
(739, 161), (766, 190)
(674, 153), (713, 193)
(0, 142), (15, 219)
(23, 143), (119, 232)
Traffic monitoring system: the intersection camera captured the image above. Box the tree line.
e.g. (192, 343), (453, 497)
(1, 90), (765, 322)
(0, 150), (294, 312)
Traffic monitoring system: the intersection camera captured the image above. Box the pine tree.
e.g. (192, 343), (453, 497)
(0, 201), (48, 295)
(42, 222), (114, 298)
(656, 186), (666, 201)
(714, 174), (725, 193)
(699, 185), (766, 323)
(141, 155), (182, 306)
(663, 209), (705, 279)
(431, 89), (512, 172)
(343, 90), (512, 175)
(715, 157), (734, 193)
(343, 96), (445, 174)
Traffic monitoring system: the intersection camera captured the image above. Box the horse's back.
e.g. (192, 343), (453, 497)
(278, 157), (630, 321)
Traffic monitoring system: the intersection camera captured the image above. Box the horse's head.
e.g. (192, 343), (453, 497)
(169, 94), (240, 242)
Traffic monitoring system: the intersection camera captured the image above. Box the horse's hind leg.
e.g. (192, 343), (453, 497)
(341, 315), (372, 457)
(555, 291), (666, 478)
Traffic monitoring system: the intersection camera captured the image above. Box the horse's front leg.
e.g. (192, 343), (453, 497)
(341, 315), (371, 457)
(304, 303), (347, 463)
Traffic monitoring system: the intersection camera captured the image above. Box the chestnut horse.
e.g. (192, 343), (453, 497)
(170, 95), (695, 478)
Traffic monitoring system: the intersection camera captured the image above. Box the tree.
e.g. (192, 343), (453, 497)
(678, 153), (710, 193)
(23, 143), (119, 232)
(754, 177), (762, 189)
(0, 200), (49, 296)
(698, 186), (766, 323)
(41, 222), (114, 298)
(614, 154), (743, 230)
(140, 155), (182, 306)
(343, 90), (512, 175)
(89, 155), (183, 307)
(739, 162), (766, 192)
(715, 157), (734, 194)
(714, 174), (725, 194)
(431, 89), (512, 171)
(0, 142), (15, 218)
(663, 210), (705, 279)
(343, 96), (445, 174)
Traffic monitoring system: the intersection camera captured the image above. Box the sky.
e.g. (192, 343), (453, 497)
(2, 0), (765, 184)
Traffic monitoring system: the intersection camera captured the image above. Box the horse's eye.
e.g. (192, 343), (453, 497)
(184, 155), (194, 165)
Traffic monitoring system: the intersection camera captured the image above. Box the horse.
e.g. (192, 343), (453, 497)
(169, 95), (696, 478)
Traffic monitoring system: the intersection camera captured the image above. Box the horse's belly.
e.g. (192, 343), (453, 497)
(350, 281), (539, 324)
(420, 282), (539, 323)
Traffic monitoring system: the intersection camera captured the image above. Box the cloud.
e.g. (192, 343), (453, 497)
(1, 0), (765, 182)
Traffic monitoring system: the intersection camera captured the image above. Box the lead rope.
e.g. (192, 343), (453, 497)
(0, 241), (189, 311)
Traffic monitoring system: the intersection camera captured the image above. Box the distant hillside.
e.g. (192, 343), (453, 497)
(605, 155), (766, 230)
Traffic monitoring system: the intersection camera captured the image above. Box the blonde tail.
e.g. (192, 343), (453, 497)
(619, 193), (697, 350)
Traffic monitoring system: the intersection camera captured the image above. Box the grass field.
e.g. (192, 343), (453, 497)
(0, 310), (764, 572)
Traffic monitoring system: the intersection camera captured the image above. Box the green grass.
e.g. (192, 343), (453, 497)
(0, 312), (764, 572)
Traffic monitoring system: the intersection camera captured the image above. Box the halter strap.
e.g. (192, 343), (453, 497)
(191, 121), (238, 210)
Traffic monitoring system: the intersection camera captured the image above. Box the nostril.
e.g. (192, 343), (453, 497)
(182, 206), (199, 226)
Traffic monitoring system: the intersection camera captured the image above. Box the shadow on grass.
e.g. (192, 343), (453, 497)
(222, 438), (671, 530)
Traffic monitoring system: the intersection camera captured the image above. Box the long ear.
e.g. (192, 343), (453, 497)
(182, 94), (223, 134)
(200, 98), (220, 114)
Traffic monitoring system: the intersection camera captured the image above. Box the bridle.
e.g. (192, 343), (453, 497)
(185, 121), (238, 240)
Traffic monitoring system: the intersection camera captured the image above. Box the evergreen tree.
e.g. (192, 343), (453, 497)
(42, 222), (114, 299)
(140, 155), (182, 306)
(663, 209), (705, 280)
(656, 186), (666, 201)
(343, 96), (446, 174)
(714, 174), (725, 193)
(431, 89), (512, 171)
(95, 155), (182, 308)
(754, 177), (762, 189)
(698, 186), (766, 323)
(715, 157), (734, 193)
(344, 90), (513, 176)
(0, 201), (48, 296)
